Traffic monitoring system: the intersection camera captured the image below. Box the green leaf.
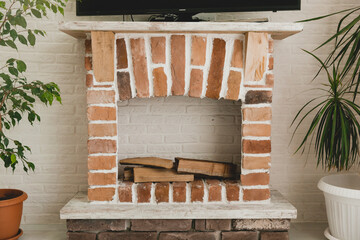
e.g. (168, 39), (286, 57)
(27, 31), (36, 46)
(15, 16), (27, 28)
(18, 35), (27, 45)
(4, 138), (9, 147)
(10, 154), (16, 164)
(8, 67), (18, 76)
(16, 60), (27, 72)
(5, 40), (17, 50)
(0, 1), (6, 9)
(31, 9), (41, 18)
(51, 4), (58, 13)
(10, 29), (17, 40)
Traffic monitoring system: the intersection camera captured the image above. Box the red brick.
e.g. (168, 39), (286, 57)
(67, 219), (126, 232)
(222, 231), (258, 240)
(87, 90), (115, 104)
(173, 182), (186, 203)
(191, 36), (207, 66)
(85, 57), (92, 71)
(86, 74), (93, 88)
(171, 35), (186, 95)
(194, 219), (206, 231)
(88, 187), (115, 201)
(242, 140), (271, 154)
(155, 182), (169, 203)
(242, 124), (271, 137)
(159, 232), (217, 240)
(88, 139), (117, 154)
(88, 123), (117, 137)
(85, 40), (92, 54)
(119, 181), (133, 202)
(225, 180), (240, 202)
(226, 70), (242, 100)
(98, 232), (157, 240)
(86, 74), (111, 88)
(268, 56), (274, 70)
(131, 219), (192, 231)
(206, 219), (231, 230)
(261, 231), (289, 240)
(88, 172), (116, 185)
(268, 39), (274, 53)
(242, 108), (272, 122)
(206, 38), (226, 99)
(243, 188), (270, 201)
(130, 38), (149, 97)
(244, 73), (274, 89)
(88, 155), (116, 170)
(191, 180), (204, 202)
(151, 37), (166, 64)
(117, 72), (132, 100)
(266, 73), (274, 87)
(206, 179), (221, 202)
(241, 173), (270, 186)
(87, 106), (116, 121)
(116, 38), (128, 69)
(67, 232), (96, 240)
(245, 90), (272, 104)
(137, 183), (151, 203)
(153, 67), (167, 97)
(189, 69), (203, 98)
(242, 156), (271, 170)
(231, 39), (244, 68)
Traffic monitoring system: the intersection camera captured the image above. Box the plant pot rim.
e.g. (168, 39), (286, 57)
(318, 173), (360, 200)
(0, 189), (28, 207)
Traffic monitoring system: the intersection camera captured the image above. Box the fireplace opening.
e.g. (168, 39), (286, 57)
(116, 96), (242, 203)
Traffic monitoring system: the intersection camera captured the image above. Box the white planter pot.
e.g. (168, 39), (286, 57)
(318, 174), (360, 240)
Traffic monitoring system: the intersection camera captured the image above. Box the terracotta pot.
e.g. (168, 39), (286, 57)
(0, 189), (27, 240)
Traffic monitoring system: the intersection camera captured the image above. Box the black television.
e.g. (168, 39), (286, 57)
(77, 0), (301, 18)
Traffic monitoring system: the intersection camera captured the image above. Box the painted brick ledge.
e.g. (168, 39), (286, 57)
(60, 190), (296, 220)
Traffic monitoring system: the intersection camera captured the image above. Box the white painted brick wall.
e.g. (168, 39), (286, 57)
(0, 0), (359, 224)
(118, 97), (241, 163)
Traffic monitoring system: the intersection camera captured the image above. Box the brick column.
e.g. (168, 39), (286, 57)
(86, 31), (118, 201)
(241, 33), (273, 201)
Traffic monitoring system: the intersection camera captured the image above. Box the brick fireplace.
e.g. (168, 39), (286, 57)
(60, 21), (301, 240)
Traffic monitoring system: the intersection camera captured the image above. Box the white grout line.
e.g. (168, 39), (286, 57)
(186, 182), (191, 203)
(165, 34), (172, 96)
(144, 35), (153, 97)
(184, 35), (191, 96)
(169, 182), (173, 203)
(132, 183), (137, 203)
(124, 36), (136, 98)
(203, 179), (208, 203)
(201, 35), (213, 98)
(219, 38), (234, 99)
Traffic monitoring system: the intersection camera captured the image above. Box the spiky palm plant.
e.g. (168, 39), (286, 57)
(292, 7), (360, 171)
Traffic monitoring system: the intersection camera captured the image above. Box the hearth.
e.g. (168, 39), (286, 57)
(59, 21), (302, 240)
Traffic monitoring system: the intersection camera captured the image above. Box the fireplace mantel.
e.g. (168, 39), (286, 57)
(59, 21), (303, 40)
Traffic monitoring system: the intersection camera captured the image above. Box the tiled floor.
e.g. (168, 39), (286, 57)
(20, 222), (329, 240)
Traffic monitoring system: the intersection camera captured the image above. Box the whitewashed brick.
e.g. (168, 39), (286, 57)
(183, 144), (217, 153)
(165, 134), (198, 143)
(129, 135), (163, 144)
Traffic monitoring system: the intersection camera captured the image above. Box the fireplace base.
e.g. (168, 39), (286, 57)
(67, 219), (290, 240)
(61, 190), (295, 239)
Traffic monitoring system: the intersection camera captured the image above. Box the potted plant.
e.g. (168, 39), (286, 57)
(0, 0), (67, 239)
(292, 7), (360, 240)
